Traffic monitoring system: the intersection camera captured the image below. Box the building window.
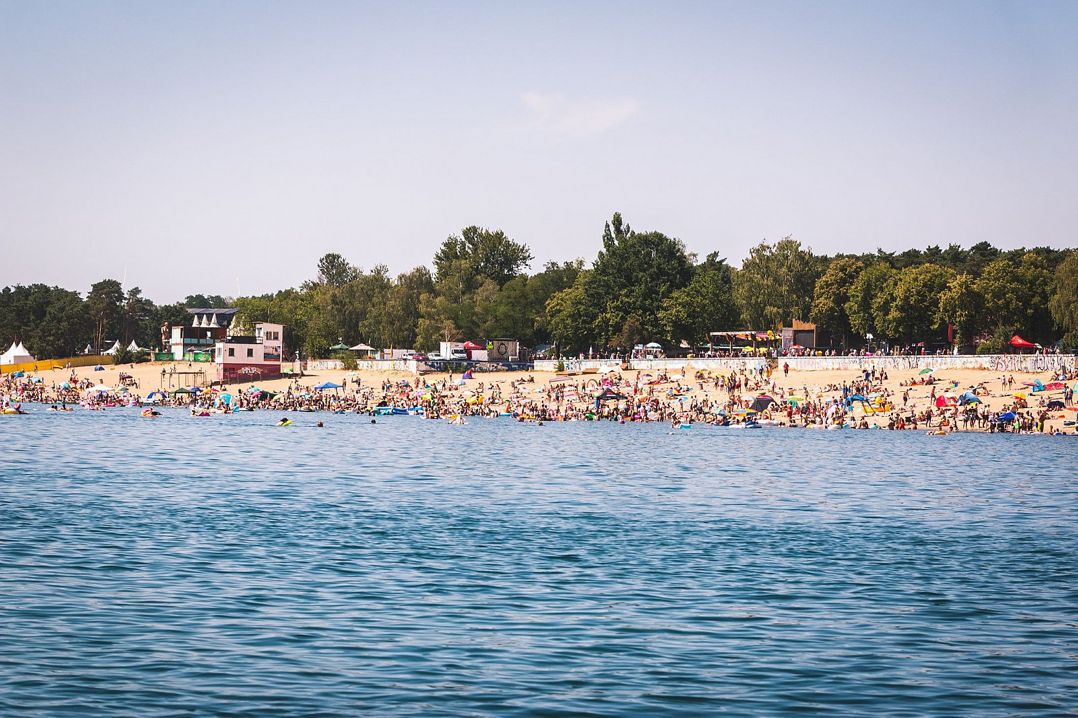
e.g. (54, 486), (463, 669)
(247, 348), (254, 358)
(228, 348), (235, 357)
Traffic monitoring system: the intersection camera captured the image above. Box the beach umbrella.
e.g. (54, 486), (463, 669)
(848, 393), (868, 403)
(919, 367), (935, 375)
(997, 411), (1017, 422)
(59, 382), (71, 389)
(958, 391), (980, 405)
(314, 382), (343, 390)
(87, 384), (111, 393)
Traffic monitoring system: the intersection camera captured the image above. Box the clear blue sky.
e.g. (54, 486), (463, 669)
(2, 1), (1075, 302)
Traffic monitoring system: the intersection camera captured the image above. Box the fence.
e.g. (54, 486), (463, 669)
(534, 355), (1074, 373)
(782, 354), (1075, 373)
(0, 354), (107, 375)
(306, 358), (422, 373)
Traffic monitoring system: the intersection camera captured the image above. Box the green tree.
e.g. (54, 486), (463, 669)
(183, 293), (231, 308)
(31, 288), (91, 358)
(121, 287), (157, 346)
(936, 274), (985, 346)
(472, 261), (582, 345)
(881, 263), (955, 343)
(585, 213), (693, 347)
(733, 237), (823, 329)
(314, 252), (361, 288)
(545, 272), (594, 354)
(658, 253), (737, 344)
(974, 253), (1055, 343)
(434, 226), (533, 289)
(844, 263), (897, 340)
(1048, 252), (1078, 346)
(810, 257), (864, 347)
(86, 279), (124, 353)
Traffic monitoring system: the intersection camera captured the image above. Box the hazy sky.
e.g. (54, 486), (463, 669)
(2, 1), (1076, 302)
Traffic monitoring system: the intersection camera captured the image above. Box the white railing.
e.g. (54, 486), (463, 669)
(534, 355), (1075, 373)
(783, 354), (1075, 373)
(306, 358), (420, 372)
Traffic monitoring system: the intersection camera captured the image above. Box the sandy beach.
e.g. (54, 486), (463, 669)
(25, 360), (1076, 434)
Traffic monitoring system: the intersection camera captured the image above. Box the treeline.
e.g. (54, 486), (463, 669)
(3, 212), (1077, 359)
(0, 283), (229, 359)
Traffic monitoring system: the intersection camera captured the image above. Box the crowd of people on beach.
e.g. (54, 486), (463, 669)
(2, 362), (1075, 435)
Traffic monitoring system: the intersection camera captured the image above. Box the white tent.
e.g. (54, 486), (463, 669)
(0, 341), (35, 365)
(127, 340), (142, 352)
(102, 340), (122, 355)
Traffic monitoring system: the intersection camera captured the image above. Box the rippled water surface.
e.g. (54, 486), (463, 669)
(2, 409), (1076, 716)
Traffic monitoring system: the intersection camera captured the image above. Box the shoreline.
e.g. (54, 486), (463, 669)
(4, 360), (1075, 435)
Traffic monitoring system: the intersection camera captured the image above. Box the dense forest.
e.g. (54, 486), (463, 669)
(3, 213), (1076, 360)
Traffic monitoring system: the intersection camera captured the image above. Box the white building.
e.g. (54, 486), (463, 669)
(214, 322), (285, 382)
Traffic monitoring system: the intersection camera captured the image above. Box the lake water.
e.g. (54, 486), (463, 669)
(2, 409), (1076, 716)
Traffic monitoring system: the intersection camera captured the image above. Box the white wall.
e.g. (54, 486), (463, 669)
(534, 355), (1075, 373)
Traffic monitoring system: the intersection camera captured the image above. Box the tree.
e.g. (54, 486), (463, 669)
(32, 288), (91, 358)
(545, 272), (594, 354)
(881, 263), (955, 343)
(585, 213), (693, 347)
(434, 226), (532, 289)
(474, 260), (583, 345)
(845, 263), (896, 340)
(86, 279), (124, 353)
(183, 294), (231, 308)
(314, 253), (361, 287)
(810, 258), (864, 348)
(122, 287), (156, 346)
(936, 274), (985, 346)
(733, 237), (823, 329)
(1049, 252), (1078, 346)
(974, 253), (1055, 343)
(362, 266), (433, 350)
(658, 253), (737, 344)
